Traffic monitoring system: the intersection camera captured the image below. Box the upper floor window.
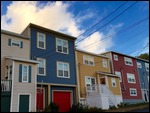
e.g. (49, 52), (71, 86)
(130, 88), (137, 96)
(83, 55), (94, 66)
(85, 76), (96, 92)
(102, 59), (107, 68)
(37, 58), (46, 75)
(22, 65), (28, 82)
(8, 39), (23, 48)
(145, 63), (149, 72)
(57, 62), (70, 78)
(56, 38), (68, 54)
(115, 71), (122, 82)
(127, 73), (136, 84)
(124, 57), (133, 66)
(114, 54), (118, 61)
(111, 78), (116, 87)
(37, 32), (46, 49)
(137, 62), (142, 68)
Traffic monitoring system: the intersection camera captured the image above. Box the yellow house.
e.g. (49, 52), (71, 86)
(75, 49), (123, 109)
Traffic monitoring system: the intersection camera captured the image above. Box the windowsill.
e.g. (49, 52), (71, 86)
(56, 51), (69, 55)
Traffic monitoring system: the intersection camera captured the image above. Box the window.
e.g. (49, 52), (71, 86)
(130, 88), (137, 96)
(22, 66), (28, 82)
(115, 71), (122, 82)
(102, 59), (107, 68)
(114, 54), (118, 61)
(85, 76), (96, 92)
(145, 63), (149, 72)
(37, 58), (46, 75)
(127, 73), (136, 83)
(56, 38), (68, 54)
(57, 62), (70, 78)
(37, 32), (46, 49)
(83, 55), (94, 66)
(8, 39), (23, 48)
(137, 62), (142, 68)
(124, 57), (133, 66)
(111, 78), (116, 87)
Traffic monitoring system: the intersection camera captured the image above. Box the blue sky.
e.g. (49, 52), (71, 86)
(1, 1), (149, 56)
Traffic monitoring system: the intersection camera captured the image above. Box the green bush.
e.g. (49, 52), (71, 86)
(70, 102), (84, 112)
(43, 102), (59, 112)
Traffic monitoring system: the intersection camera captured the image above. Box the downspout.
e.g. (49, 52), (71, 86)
(120, 68), (126, 95)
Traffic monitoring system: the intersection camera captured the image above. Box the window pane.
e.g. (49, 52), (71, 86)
(57, 46), (62, 52)
(58, 70), (63, 76)
(62, 40), (67, 47)
(64, 64), (68, 70)
(23, 75), (27, 81)
(91, 78), (95, 85)
(58, 63), (63, 70)
(86, 78), (91, 85)
(39, 41), (44, 48)
(63, 47), (67, 53)
(39, 60), (44, 67)
(39, 67), (44, 74)
(64, 71), (68, 77)
(57, 39), (62, 46)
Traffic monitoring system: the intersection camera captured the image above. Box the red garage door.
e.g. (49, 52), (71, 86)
(53, 91), (71, 112)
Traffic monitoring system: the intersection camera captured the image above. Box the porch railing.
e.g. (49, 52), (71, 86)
(1, 80), (12, 92)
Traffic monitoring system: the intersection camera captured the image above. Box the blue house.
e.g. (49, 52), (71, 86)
(136, 58), (149, 102)
(21, 23), (77, 112)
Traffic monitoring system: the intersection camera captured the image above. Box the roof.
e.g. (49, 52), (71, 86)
(5, 56), (39, 64)
(96, 71), (119, 78)
(100, 50), (149, 63)
(22, 23), (77, 40)
(76, 49), (109, 59)
(1, 29), (29, 40)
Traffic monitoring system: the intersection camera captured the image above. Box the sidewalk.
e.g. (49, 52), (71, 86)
(105, 103), (149, 112)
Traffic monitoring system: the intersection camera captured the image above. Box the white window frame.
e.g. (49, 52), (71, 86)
(137, 62), (142, 68)
(57, 61), (70, 78)
(111, 78), (116, 87)
(102, 59), (107, 68)
(115, 71), (122, 82)
(145, 63), (149, 72)
(83, 55), (94, 66)
(85, 76), (96, 92)
(114, 54), (118, 61)
(127, 73), (136, 84)
(37, 32), (46, 49)
(56, 38), (68, 54)
(22, 65), (28, 82)
(130, 88), (137, 96)
(124, 57), (133, 66)
(11, 39), (20, 47)
(37, 58), (46, 76)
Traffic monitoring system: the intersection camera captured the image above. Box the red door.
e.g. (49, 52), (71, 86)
(53, 91), (71, 112)
(36, 88), (44, 111)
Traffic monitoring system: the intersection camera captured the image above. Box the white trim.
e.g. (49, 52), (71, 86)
(129, 88), (137, 96)
(102, 59), (107, 68)
(124, 57), (133, 66)
(57, 61), (70, 78)
(11, 39), (21, 47)
(83, 55), (95, 66)
(35, 65), (37, 112)
(17, 93), (31, 112)
(137, 62), (142, 68)
(127, 73), (136, 84)
(37, 57), (46, 76)
(56, 38), (69, 54)
(111, 78), (117, 87)
(10, 61), (15, 112)
(85, 76), (97, 92)
(145, 63), (149, 72)
(37, 32), (46, 50)
(115, 71), (122, 82)
(113, 54), (118, 61)
(22, 65), (29, 82)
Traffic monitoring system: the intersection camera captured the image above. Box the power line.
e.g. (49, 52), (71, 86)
(35, 1), (137, 58)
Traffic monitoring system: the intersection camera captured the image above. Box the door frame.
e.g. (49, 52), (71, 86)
(17, 93), (31, 112)
(37, 87), (45, 111)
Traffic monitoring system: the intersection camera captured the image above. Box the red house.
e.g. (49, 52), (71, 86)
(101, 51), (143, 104)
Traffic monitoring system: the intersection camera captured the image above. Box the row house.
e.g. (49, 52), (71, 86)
(136, 58), (149, 102)
(75, 49), (123, 109)
(21, 23), (77, 112)
(101, 51), (144, 104)
(1, 30), (38, 112)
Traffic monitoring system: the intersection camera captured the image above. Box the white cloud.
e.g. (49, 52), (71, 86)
(76, 23), (123, 54)
(1, 1), (83, 36)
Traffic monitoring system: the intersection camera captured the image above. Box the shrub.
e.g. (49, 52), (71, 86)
(43, 102), (59, 112)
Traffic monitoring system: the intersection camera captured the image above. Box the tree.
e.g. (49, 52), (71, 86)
(136, 53), (149, 60)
